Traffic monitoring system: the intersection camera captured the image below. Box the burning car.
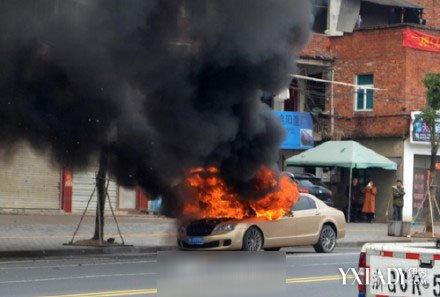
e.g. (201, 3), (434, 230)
(177, 168), (345, 252)
(178, 194), (345, 252)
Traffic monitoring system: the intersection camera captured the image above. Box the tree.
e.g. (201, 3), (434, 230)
(420, 73), (440, 234)
(92, 149), (109, 241)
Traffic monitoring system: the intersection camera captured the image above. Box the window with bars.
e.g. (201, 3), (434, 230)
(355, 74), (374, 111)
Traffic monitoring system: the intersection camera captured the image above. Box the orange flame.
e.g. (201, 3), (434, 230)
(182, 166), (299, 221)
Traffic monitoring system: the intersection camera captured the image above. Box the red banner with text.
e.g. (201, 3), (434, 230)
(403, 29), (440, 53)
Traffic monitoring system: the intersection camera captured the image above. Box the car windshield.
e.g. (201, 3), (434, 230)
(298, 180), (315, 187)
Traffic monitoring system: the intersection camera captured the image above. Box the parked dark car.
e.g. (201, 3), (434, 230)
(283, 172), (334, 206)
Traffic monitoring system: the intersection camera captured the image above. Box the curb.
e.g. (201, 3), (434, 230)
(337, 241), (407, 248)
(1, 239), (433, 258)
(337, 237), (433, 248)
(0, 245), (178, 259)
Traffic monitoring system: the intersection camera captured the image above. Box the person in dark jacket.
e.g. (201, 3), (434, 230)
(392, 179), (405, 221)
(346, 177), (362, 221)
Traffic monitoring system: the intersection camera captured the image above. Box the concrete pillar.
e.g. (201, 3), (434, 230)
(297, 80), (307, 112)
(325, 0), (344, 36)
(273, 88), (289, 111)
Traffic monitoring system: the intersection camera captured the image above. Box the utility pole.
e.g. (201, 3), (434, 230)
(330, 69), (335, 138)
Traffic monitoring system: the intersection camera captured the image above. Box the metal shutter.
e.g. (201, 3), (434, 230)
(0, 143), (61, 209)
(118, 187), (136, 209)
(72, 167), (118, 213)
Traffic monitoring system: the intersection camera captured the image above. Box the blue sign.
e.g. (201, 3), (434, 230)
(273, 111), (314, 150)
(411, 111), (440, 144)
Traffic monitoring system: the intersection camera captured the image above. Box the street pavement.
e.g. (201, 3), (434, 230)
(0, 214), (176, 256)
(0, 247), (361, 297)
(1, 213), (413, 296)
(0, 213), (421, 258)
(286, 247), (359, 297)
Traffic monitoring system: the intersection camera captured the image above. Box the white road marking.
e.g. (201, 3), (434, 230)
(0, 272), (157, 285)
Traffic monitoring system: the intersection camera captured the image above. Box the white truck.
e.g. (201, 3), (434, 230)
(358, 241), (440, 297)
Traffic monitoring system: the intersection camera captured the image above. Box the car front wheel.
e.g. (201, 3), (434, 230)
(242, 226), (263, 251)
(313, 225), (336, 253)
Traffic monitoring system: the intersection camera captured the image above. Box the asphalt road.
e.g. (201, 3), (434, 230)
(286, 247), (359, 297)
(0, 247), (360, 297)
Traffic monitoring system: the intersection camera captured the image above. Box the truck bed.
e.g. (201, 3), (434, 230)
(361, 241), (440, 297)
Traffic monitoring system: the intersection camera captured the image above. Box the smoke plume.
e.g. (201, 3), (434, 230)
(0, 0), (313, 216)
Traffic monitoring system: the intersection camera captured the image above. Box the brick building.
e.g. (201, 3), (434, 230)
(286, 0), (440, 222)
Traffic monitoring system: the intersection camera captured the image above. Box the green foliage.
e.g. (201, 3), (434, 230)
(421, 73), (440, 228)
(421, 73), (440, 150)
(422, 73), (440, 110)
(421, 106), (437, 128)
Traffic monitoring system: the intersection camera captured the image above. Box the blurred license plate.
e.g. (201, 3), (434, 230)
(369, 255), (440, 297)
(188, 237), (204, 245)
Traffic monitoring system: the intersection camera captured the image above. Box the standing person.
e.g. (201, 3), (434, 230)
(346, 177), (362, 221)
(392, 180), (405, 221)
(362, 179), (377, 223)
(356, 14), (362, 28)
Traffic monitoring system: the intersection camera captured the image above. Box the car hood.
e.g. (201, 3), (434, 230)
(185, 216), (266, 227)
(187, 218), (233, 225)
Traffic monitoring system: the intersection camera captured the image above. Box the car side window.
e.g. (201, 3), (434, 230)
(292, 195), (310, 211)
(292, 195), (315, 211)
(307, 198), (317, 210)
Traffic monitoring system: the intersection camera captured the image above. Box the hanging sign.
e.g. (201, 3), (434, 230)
(403, 29), (440, 53)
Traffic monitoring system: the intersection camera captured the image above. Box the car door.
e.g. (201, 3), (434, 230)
(288, 195), (323, 246)
(258, 209), (297, 247)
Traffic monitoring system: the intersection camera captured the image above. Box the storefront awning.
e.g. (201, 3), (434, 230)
(362, 0), (423, 9)
(285, 140), (397, 170)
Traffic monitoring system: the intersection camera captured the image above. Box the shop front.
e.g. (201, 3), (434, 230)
(0, 143), (62, 211)
(403, 112), (440, 222)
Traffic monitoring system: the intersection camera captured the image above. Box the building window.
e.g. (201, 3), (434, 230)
(355, 74), (374, 111)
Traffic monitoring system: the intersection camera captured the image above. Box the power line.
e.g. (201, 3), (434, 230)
(291, 74), (386, 91)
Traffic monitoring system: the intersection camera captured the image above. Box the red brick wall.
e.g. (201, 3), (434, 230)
(331, 27), (410, 138)
(412, 0), (440, 28)
(300, 33), (332, 58)
(300, 27), (440, 139)
(331, 28), (407, 138)
(404, 29), (440, 111)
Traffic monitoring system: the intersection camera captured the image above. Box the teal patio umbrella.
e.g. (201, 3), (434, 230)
(285, 140), (397, 222)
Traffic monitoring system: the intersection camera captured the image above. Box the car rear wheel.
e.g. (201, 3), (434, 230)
(242, 226), (263, 251)
(313, 225), (336, 253)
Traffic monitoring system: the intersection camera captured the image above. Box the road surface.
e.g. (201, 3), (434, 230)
(0, 247), (359, 297)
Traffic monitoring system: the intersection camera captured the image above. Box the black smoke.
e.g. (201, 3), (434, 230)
(0, 0), (313, 216)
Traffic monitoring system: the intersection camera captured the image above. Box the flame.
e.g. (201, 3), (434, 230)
(182, 166), (299, 221)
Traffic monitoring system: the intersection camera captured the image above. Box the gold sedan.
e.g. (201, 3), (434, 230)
(177, 194), (346, 252)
